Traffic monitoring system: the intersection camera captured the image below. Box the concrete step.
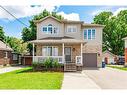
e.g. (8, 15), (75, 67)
(64, 63), (77, 71)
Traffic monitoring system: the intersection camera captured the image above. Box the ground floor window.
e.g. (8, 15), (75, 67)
(4, 51), (8, 58)
(42, 46), (58, 56)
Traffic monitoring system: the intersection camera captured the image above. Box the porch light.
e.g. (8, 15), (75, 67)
(98, 52), (100, 56)
(72, 48), (75, 51)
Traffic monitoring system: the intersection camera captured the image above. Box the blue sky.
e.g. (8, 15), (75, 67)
(0, 6), (127, 38)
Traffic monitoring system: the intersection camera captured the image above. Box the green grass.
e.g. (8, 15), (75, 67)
(107, 65), (127, 71)
(0, 67), (64, 89)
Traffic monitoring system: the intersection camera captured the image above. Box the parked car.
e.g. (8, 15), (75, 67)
(117, 56), (125, 65)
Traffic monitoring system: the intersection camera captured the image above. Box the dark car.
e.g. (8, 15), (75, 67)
(118, 56), (125, 65)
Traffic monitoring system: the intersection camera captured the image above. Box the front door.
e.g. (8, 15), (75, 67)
(65, 47), (71, 63)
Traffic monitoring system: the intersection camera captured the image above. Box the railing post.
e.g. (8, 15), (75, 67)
(62, 43), (65, 64)
(81, 43), (83, 64)
(33, 43), (35, 62)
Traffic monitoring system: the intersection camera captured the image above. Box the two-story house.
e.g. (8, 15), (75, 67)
(30, 16), (104, 71)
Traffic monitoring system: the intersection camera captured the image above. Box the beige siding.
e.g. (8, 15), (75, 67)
(37, 17), (64, 39)
(64, 23), (82, 40)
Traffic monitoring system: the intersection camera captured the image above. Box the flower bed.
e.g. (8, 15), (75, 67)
(32, 58), (64, 72)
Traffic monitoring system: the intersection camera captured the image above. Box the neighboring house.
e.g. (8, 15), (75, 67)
(0, 40), (13, 66)
(102, 50), (118, 64)
(123, 37), (127, 66)
(29, 16), (104, 71)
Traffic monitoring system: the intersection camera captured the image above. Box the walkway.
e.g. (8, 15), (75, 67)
(0, 66), (26, 74)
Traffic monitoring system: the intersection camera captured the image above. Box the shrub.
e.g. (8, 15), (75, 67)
(32, 57), (64, 71)
(43, 57), (53, 69)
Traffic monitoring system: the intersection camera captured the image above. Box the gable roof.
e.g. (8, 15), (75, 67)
(33, 15), (104, 27)
(34, 16), (84, 24)
(103, 50), (117, 57)
(82, 23), (105, 27)
(33, 16), (62, 24)
(0, 41), (13, 51)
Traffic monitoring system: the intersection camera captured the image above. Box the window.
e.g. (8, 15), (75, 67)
(84, 30), (87, 39)
(92, 29), (95, 39)
(4, 51), (8, 58)
(67, 26), (77, 32)
(84, 29), (96, 40)
(42, 27), (47, 32)
(13, 54), (18, 60)
(42, 24), (59, 34)
(42, 46), (58, 56)
(88, 29), (91, 39)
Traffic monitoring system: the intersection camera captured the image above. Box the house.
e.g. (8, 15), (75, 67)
(102, 50), (118, 64)
(29, 16), (104, 71)
(0, 40), (13, 66)
(123, 37), (127, 66)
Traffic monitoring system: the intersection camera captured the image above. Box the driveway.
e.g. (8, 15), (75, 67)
(62, 72), (100, 89)
(0, 66), (26, 74)
(82, 67), (127, 89)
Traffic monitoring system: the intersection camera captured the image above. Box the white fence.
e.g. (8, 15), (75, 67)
(33, 56), (64, 63)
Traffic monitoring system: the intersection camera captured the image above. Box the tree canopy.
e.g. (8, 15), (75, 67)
(0, 26), (6, 42)
(21, 9), (64, 55)
(6, 36), (28, 55)
(93, 10), (127, 55)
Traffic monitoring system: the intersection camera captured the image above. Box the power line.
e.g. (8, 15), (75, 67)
(0, 5), (28, 27)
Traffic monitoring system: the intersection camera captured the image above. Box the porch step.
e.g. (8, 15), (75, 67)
(64, 63), (77, 71)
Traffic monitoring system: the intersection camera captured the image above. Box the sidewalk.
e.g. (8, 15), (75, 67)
(62, 72), (101, 89)
(0, 66), (26, 74)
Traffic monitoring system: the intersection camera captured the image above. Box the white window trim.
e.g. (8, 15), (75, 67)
(83, 29), (96, 40)
(42, 46), (58, 56)
(4, 51), (8, 58)
(67, 25), (77, 33)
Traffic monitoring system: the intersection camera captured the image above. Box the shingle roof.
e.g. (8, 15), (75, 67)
(0, 41), (13, 51)
(29, 38), (86, 44)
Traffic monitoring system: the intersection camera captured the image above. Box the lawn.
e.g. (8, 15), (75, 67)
(0, 67), (64, 89)
(107, 65), (127, 71)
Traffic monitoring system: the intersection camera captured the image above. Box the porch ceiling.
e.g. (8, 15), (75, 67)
(29, 39), (87, 44)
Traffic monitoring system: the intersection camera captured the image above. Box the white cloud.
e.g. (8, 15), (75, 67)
(57, 11), (80, 21)
(91, 7), (113, 16)
(113, 7), (127, 16)
(0, 5), (57, 20)
(0, 6), (80, 21)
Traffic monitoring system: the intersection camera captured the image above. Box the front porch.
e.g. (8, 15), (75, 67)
(30, 38), (86, 71)
(32, 43), (83, 71)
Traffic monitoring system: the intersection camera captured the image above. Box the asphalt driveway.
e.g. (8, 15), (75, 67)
(82, 67), (127, 89)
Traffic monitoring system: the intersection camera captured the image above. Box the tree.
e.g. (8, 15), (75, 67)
(93, 10), (127, 55)
(0, 26), (6, 42)
(22, 9), (63, 55)
(6, 36), (28, 55)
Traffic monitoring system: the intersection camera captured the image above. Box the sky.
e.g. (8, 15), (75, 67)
(0, 5), (127, 38)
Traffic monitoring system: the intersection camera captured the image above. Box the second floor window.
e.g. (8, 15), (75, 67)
(67, 26), (77, 33)
(84, 29), (96, 40)
(42, 24), (59, 34)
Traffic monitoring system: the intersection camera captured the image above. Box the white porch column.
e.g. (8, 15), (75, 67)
(32, 43), (35, 62)
(81, 43), (83, 64)
(62, 43), (65, 63)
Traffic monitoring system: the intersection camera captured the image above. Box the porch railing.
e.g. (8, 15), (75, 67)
(33, 56), (64, 64)
(76, 56), (82, 64)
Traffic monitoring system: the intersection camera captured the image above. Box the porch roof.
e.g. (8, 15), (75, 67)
(29, 39), (86, 44)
